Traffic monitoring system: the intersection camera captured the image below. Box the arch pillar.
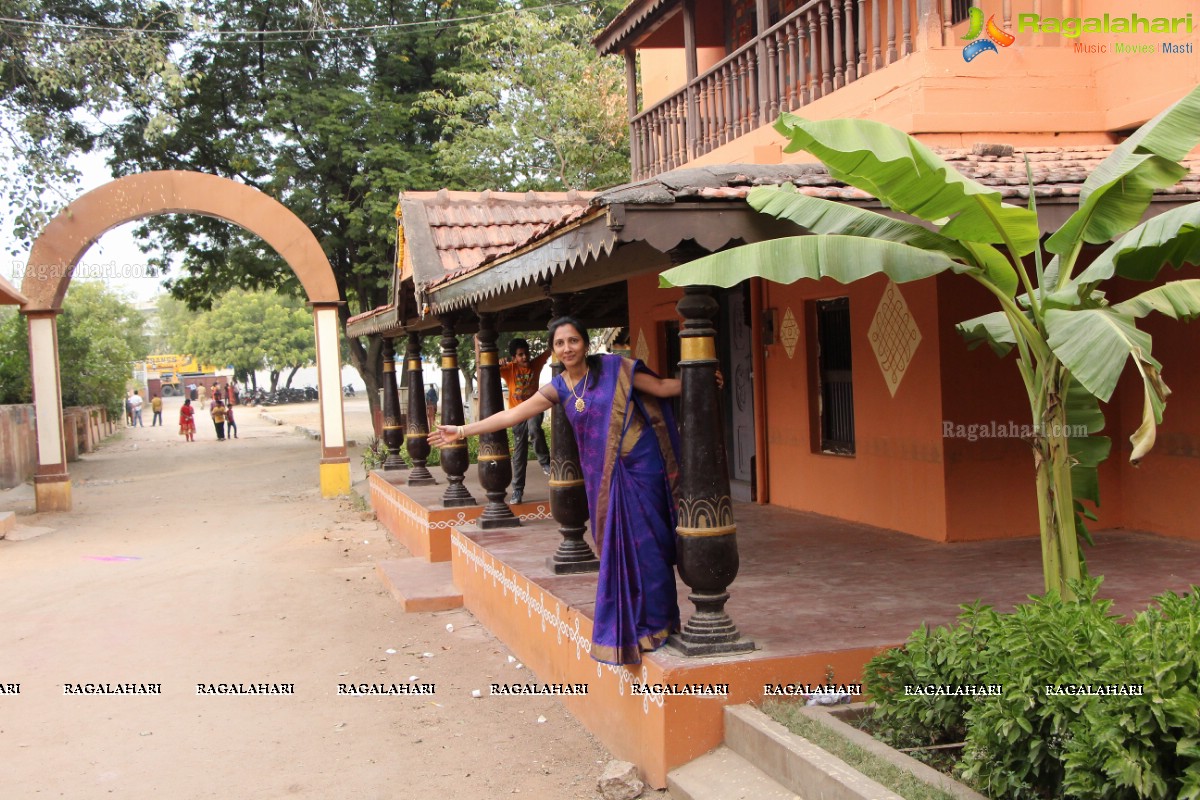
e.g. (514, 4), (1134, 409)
(25, 309), (71, 512)
(313, 301), (351, 497)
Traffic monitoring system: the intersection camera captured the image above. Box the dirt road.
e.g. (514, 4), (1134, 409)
(0, 397), (625, 799)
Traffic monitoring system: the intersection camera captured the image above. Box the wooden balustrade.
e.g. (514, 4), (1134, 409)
(628, 0), (923, 180)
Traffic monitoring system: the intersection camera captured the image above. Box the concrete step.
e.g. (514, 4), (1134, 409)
(667, 744), (803, 800)
(376, 558), (463, 612)
(724, 704), (905, 800)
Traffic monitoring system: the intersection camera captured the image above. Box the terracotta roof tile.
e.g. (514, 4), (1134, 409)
(400, 189), (596, 287)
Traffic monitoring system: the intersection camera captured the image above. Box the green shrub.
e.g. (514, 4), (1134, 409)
(864, 580), (1200, 799)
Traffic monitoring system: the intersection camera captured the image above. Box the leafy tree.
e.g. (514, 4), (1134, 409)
(419, 2), (629, 191)
(102, 0), (501, 423)
(661, 86), (1200, 600)
(0, 0), (183, 248)
(183, 289), (314, 393)
(152, 293), (198, 353)
(0, 281), (147, 414)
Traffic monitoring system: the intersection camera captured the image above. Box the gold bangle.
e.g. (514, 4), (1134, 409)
(457, 425), (465, 439)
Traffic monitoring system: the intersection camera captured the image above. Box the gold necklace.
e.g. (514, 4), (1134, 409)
(568, 368), (589, 412)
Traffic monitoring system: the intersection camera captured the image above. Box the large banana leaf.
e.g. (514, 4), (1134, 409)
(658, 234), (963, 289)
(774, 114), (1040, 255)
(1046, 308), (1169, 463)
(1045, 154), (1187, 256)
(1075, 203), (1200, 284)
(1112, 279), (1200, 321)
(746, 186), (1019, 296)
(956, 309), (1020, 356)
(1049, 83), (1200, 267)
(1045, 308), (1153, 403)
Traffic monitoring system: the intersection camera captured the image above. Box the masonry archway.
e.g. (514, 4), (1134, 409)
(19, 170), (351, 511)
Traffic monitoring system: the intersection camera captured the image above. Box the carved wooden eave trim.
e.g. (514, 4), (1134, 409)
(594, 0), (677, 55)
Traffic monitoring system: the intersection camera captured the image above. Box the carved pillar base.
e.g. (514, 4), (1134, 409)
(407, 463), (437, 486)
(667, 590), (756, 656)
(546, 523), (599, 574)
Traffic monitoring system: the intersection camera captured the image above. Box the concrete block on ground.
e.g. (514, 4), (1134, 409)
(0, 511), (14, 536)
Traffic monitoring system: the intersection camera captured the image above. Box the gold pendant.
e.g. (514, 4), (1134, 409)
(574, 397), (586, 413)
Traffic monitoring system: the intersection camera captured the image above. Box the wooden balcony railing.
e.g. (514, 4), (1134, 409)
(630, 0), (922, 179)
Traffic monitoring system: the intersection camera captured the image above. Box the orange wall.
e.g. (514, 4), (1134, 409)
(627, 273), (683, 375)
(760, 274), (950, 541)
(931, 274), (1130, 543)
(1108, 275), (1200, 541)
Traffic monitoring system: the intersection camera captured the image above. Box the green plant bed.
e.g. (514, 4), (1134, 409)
(762, 700), (965, 800)
(861, 580), (1200, 800)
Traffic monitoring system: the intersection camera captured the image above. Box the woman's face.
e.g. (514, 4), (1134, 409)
(552, 324), (587, 370)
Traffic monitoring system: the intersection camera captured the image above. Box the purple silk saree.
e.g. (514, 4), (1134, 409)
(542, 355), (682, 665)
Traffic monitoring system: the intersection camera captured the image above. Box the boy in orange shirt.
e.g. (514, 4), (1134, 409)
(498, 338), (551, 504)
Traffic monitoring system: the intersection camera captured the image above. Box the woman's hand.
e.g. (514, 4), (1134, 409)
(427, 424), (463, 447)
(715, 369), (725, 390)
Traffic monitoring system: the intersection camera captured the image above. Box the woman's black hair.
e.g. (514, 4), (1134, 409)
(548, 316), (601, 388)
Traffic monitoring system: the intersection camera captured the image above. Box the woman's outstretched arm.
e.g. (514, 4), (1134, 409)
(632, 369), (724, 398)
(428, 391), (554, 446)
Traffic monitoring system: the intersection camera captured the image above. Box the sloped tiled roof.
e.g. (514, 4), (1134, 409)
(662, 145), (1200, 203)
(399, 189), (596, 287)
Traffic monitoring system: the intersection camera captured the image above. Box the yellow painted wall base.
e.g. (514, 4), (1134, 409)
(319, 460), (351, 497)
(35, 479), (72, 512)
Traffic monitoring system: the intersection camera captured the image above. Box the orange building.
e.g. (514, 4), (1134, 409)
(350, 0), (1200, 786)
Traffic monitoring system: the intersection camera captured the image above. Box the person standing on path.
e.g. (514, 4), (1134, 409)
(179, 398), (196, 442)
(425, 383), (439, 430)
(129, 391), (145, 427)
(497, 338), (551, 505)
(124, 392), (134, 426)
(210, 397), (228, 441)
(150, 394), (163, 426)
(225, 402), (238, 439)
(431, 317), (721, 666)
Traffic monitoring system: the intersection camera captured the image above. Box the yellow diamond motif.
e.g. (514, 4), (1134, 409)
(634, 328), (651, 364)
(868, 281), (921, 397)
(780, 307), (800, 359)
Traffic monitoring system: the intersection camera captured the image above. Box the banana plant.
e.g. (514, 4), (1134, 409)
(660, 85), (1200, 600)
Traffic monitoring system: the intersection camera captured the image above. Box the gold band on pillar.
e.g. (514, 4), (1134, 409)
(441, 356), (457, 369)
(407, 360), (421, 371)
(676, 524), (738, 537)
(383, 362), (395, 373)
(478, 352), (498, 367)
(680, 337), (717, 361)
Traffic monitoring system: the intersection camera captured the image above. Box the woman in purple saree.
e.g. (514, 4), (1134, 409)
(430, 317), (701, 666)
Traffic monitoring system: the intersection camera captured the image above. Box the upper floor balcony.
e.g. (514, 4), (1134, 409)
(596, 0), (1200, 181)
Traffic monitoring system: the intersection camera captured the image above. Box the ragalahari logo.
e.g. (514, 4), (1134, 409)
(962, 7), (1016, 61)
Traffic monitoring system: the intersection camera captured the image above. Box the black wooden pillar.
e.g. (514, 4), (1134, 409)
(475, 312), (520, 528)
(438, 314), (475, 507)
(669, 285), (754, 656)
(380, 338), (407, 471)
(547, 293), (598, 573)
(404, 331), (436, 485)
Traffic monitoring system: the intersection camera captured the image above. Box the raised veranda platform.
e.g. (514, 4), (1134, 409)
(371, 474), (1200, 788)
